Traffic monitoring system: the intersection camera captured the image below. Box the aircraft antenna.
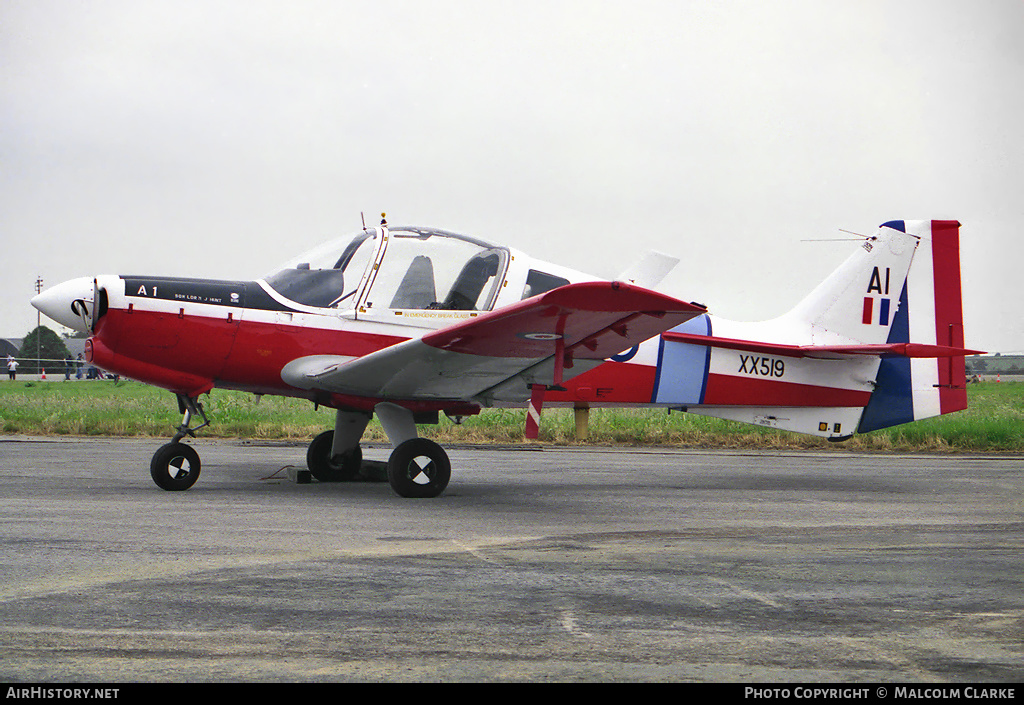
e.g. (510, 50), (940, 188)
(361, 212), (366, 228)
(800, 228), (870, 242)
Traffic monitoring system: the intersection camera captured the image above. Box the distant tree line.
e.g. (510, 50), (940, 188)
(966, 355), (1024, 375)
(12, 326), (72, 375)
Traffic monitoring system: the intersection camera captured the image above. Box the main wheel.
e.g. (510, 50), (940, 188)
(150, 442), (201, 491)
(386, 438), (451, 498)
(306, 430), (362, 482)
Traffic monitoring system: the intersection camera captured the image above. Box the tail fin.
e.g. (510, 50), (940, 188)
(858, 220), (968, 431)
(783, 223), (921, 345)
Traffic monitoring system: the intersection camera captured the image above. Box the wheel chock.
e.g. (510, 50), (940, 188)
(287, 467), (312, 484)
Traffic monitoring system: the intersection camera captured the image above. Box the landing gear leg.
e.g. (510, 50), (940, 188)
(150, 394), (208, 491)
(172, 394), (210, 443)
(306, 409), (369, 482)
(375, 402), (450, 498)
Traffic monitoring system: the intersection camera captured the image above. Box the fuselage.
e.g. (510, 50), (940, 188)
(34, 222), (952, 441)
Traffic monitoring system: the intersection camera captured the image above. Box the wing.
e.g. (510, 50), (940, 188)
(292, 282), (705, 404)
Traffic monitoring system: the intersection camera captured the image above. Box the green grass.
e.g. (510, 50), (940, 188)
(0, 380), (1021, 452)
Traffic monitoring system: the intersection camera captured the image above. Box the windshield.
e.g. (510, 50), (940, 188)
(362, 228), (508, 312)
(264, 230), (377, 308)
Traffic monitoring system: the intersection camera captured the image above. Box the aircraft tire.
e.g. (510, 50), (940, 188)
(150, 442), (201, 491)
(386, 438), (451, 498)
(306, 430), (362, 482)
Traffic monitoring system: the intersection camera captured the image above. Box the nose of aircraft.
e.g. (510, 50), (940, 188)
(31, 277), (95, 334)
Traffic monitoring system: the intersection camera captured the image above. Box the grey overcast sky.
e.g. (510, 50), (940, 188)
(2, 0), (1021, 352)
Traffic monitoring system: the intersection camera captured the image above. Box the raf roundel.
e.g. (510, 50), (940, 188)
(518, 332), (563, 341)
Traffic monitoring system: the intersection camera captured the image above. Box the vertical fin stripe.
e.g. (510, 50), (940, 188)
(930, 220), (967, 414)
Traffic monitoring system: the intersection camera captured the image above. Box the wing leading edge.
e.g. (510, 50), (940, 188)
(291, 282), (706, 404)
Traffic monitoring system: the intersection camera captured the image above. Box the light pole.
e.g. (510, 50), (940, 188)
(35, 276), (43, 374)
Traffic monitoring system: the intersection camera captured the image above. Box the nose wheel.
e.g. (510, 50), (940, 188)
(150, 442), (201, 491)
(149, 394), (208, 491)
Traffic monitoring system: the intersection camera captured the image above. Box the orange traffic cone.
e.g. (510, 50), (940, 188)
(41, 368), (46, 380)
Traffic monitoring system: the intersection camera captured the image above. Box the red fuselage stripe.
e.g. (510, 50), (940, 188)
(702, 373), (871, 407)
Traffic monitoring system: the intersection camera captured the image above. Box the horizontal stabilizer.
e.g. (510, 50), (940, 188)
(662, 331), (982, 359)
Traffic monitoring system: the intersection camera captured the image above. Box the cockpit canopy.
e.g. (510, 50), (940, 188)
(264, 227), (509, 312)
(264, 229), (375, 308)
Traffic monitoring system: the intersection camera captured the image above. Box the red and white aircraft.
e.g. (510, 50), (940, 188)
(32, 217), (980, 498)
